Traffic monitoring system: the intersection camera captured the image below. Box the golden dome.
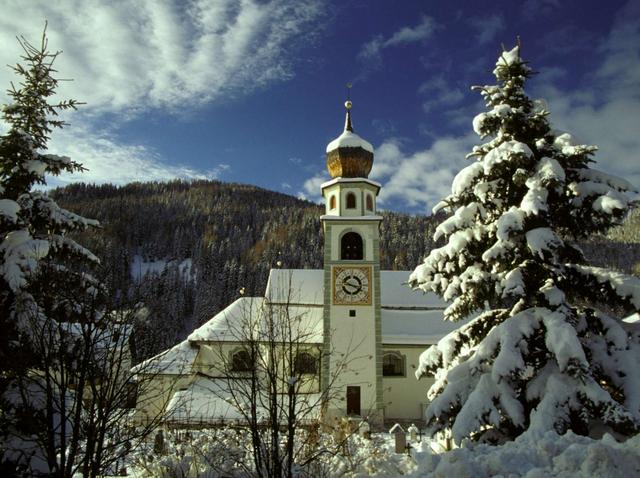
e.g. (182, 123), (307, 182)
(325, 102), (374, 179)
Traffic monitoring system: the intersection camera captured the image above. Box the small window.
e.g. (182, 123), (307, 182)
(231, 350), (253, 372)
(329, 195), (337, 210)
(383, 352), (404, 377)
(349, 310), (356, 317)
(366, 194), (373, 211)
(346, 192), (356, 209)
(294, 352), (317, 375)
(341, 232), (363, 260)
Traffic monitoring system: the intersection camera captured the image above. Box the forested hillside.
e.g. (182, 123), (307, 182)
(52, 180), (639, 358)
(52, 180), (441, 357)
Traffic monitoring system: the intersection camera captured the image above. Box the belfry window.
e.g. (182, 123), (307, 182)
(341, 232), (363, 260)
(366, 194), (373, 211)
(346, 192), (357, 209)
(329, 195), (337, 210)
(383, 352), (405, 377)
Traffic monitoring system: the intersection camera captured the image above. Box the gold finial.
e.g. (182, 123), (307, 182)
(344, 83), (353, 132)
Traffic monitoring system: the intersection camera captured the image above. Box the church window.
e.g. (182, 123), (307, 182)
(341, 232), (363, 260)
(366, 194), (373, 211)
(294, 352), (317, 375)
(329, 195), (337, 210)
(231, 349), (253, 372)
(346, 192), (357, 209)
(383, 352), (405, 377)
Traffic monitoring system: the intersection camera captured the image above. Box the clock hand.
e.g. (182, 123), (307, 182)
(343, 282), (358, 293)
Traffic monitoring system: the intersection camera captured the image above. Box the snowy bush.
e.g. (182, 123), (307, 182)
(410, 44), (640, 444)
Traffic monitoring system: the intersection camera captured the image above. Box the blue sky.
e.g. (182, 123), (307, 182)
(1, 0), (638, 214)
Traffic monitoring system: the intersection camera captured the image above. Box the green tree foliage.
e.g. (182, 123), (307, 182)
(410, 45), (639, 444)
(0, 28), (105, 476)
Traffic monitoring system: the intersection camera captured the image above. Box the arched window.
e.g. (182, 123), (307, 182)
(346, 192), (357, 209)
(231, 349), (253, 372)
(382, 352), (404, 377)
(366, 194), (373, 211)
(341, 232), (363, 260)
(294, 352), (317, 375)
(329, 195), (337, 210)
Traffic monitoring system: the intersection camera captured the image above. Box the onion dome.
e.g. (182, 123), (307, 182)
(326, 100), (374, 178)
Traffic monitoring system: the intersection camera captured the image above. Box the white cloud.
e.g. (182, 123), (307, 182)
(0, 0), (324, 113)
(45, 123), (228, 188)
(298, 171), (326, 202)
(0, 0), (323, 187)
(468, 14), (505, 46)
(522, 0), (562, 19)
(418, 76), (465, 113)
(370, 136), (475, 212)
(296, 3), (639, 217)
(533, 0), (640, 190)
(358, 16), (437, 64)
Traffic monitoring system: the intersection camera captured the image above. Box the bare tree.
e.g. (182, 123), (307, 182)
(4, 268), (183, 477)
(180, 272), (367, 478)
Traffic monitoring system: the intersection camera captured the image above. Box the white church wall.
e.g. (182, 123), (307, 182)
(381, 344), (436, 421)
(131, 374), (192, 425)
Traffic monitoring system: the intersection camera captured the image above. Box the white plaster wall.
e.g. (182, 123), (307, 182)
(132, 374), (191, 425)
(382, 345), (436, 421)
(326, 302), (378, 415)
(328, 223), (377, 262)
(323, 182), (378, 216)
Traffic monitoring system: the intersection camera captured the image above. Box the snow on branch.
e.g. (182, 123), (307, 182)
(568, 264), (640, 309)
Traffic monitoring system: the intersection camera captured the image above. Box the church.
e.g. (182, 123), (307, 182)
(132, 102), (465, 427)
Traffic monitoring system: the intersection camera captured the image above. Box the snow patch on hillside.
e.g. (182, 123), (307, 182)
(130, 255), (194, 282)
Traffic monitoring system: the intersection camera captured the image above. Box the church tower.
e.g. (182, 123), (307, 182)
(321, 101), (384, 425)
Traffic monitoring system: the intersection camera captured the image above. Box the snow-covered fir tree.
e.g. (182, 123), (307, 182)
(0, 30), (101, 473)
(410, 44), (640, 444)
(0, 30), (99, 329)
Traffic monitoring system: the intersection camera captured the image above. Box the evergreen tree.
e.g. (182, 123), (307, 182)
(0, 29), (100, 473)
(410, 44), (640, 444)
(0, 28), (98, 326)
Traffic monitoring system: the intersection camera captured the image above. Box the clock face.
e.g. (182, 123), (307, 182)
(333, 266), (371, 305)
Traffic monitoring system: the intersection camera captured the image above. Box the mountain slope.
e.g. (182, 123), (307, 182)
(52, 180), (441, 357)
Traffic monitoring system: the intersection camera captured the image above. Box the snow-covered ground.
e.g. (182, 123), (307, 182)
(390, 430), (640, 478)
(123, 427), (640, 477)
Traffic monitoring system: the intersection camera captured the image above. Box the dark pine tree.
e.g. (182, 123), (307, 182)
(410, 44), (640, 444)
(0, 28), (100, 474)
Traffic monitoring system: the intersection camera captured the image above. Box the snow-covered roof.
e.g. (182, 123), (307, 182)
(326, 130), (374, 153)
(166, 378), (244, 424)
(380, 271), (446, 308)
(165, 377), (321, 425)
(266, 269), (446, 309)
(188, 297), (265, 342)
(189, 296), (323, 343)
(320, 177), (382, 190)
(266, 269), (324, 305)
(381, 309), (470, 344)
(132, 339), (198, 375)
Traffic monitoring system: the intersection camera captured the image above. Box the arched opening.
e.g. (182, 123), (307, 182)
(231, 349), (253, 372)
(382, 352), (404, 377)
(294, 352), (317, 375)
(341, 232), (363, 260)
(346, 192), (357, 209)
(366, 194), (373, 211)
(329, 195), (336, 210)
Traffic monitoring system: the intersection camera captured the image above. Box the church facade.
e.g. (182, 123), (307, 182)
(132, 103), (464, 427)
